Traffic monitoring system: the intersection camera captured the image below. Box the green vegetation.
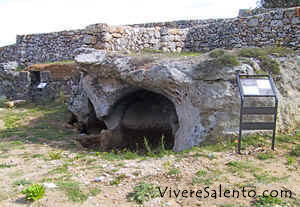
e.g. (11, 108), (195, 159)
(110, 174), (126, 185)
(290, 144), (300, 157)
(238, 47), (293, 75)
(254, 195), (284, 207)
(16, 65), (26, 71)
(286, 156), (296, 165)
(43, 60), (74, 65)
(167, 167), (181, 176)
(48, 151), (63, 160)
(127, 182), (160, 204)
(215, 54), (240, 68)
(209, 49), (225, 58)
(49, 164), (69, 175)
(226, 161), (260, 176)
(57, 181), (88, 202)
(253, 172), (288, 184)
(22, 184), (45, 201)
(13, 179), (32, 186)
(0, 164), (16, 168)
(256, 152), (274, 160)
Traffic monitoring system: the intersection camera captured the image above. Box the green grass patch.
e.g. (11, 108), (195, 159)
(48, 151), (62, 160)
(290, 144), (300, 157)
(48, 164), (69, 175)
(13, 179), (32, 186)
(209, 49), (226, 58)
(254, 194), (285, 207)
(0, 164), (16, 168)
(56, 181), (88, 202)
(256, 152), (274, 160)
(286, 156), (296, 165)
(226, 161), (260, 176)
(127, 182), (160, 204)
(253, 172), (288, 184)
(110, 174), (126, 185)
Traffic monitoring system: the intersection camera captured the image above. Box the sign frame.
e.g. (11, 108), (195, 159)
(236, 74), (278, 154)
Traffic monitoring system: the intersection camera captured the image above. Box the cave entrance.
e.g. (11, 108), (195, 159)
(116, 90), (179, 151)
(86, 99), (107, 134)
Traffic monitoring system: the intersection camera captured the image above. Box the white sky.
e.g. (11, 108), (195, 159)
(0, 0), (257, 47)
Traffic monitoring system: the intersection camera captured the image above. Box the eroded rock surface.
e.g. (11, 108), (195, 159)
(68, 50), (300, 151)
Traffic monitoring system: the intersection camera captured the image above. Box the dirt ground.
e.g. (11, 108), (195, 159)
(0, 100), (299, 207)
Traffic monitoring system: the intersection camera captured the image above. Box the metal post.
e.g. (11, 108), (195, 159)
(238, 98), (243, 154)
(269, 75), (278, 151)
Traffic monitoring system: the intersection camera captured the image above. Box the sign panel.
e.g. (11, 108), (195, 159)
(240, 78), (274, 96)
(37, 82), (47, 89)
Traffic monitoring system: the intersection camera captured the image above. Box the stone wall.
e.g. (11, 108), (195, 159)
(0, 7), (299, 65)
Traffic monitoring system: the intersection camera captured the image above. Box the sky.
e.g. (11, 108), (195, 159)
(0, 0), (257, 47)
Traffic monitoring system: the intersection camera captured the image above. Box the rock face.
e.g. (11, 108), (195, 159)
(68, 50), (300, 151)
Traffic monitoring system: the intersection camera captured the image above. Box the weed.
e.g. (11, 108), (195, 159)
(22, 184), (45, 201)
(195, 170), (208, 177)
(57, 181), (88, 202)
(254, 195), (284, 207)
(167, 167), (181, 176)
(89, 188), (101, 196)
(286, 156), (296, 165)
(226, 161), (260, 176)
(0, 164), (16, 168)
(48, 151), (62, 160)
(209, 49), (226, 58)
(127, 182), (160, 204)
(290, 144), (300, 157)
(49, 164), (69, 175)
(110, 174), (126, 185)
(253, 172), (288, 184)
(192, 177), (214, 185)
(256, 152), (274, 160)
(13, 179), (32, 186)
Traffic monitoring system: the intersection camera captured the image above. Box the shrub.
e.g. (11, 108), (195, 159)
(239, 48), (267, 58)
(22, 184), (45, 201)
(259, 56), (280, 75)
(127, 182), (160, 204)
(215, 54), (240, 67)
(209, 49), (225, 58)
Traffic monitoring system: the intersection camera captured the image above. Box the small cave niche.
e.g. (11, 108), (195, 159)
(115, 89), (179, 151)
(86, 99), (107, 134)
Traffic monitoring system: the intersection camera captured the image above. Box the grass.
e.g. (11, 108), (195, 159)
(127, 182), (160, 204)
(192, 169), (220, 185)
(209, 49), (226, 58)
(226, 161), (260, 176)
(290, 144), (300, 157)
(238, 47), (284, 75)
(0, 164), (16, 168)
(256, 152), (274, 160)
(286, 156), (296, 165)
(254, 195), (285, 207)
(215, 54), (240, 68)
(49, 164), (69, 175)
(253, 172), (288, 184)
(110, 174), (126, 185)
(56, 180), (88, 202)
(13, 179), (32, 186)
(48, 151), (62, 160)
(43, 60), (75, 65)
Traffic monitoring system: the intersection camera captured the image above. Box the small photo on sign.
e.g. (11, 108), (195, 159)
(37, 83), (47, 89)
(242, 86), (260, 95)
(256, 79), (271, 89)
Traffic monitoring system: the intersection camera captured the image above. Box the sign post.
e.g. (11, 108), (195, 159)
(236, 74), (278, 154)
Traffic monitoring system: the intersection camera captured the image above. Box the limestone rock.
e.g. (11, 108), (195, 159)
(69, 50), (300, 152)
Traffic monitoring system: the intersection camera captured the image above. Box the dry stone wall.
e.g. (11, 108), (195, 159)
(0, 7), (299, 65)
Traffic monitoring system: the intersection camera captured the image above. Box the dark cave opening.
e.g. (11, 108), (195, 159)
(115, 90), (179, 151)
